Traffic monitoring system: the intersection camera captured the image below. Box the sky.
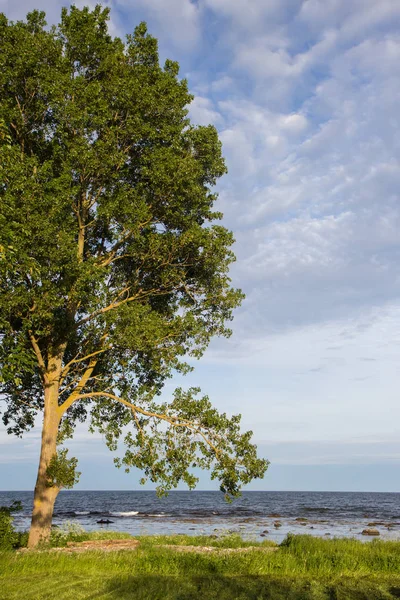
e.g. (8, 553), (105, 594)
(1, 0), (400, 492)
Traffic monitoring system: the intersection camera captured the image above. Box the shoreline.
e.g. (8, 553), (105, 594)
(12, 513), (400, 543)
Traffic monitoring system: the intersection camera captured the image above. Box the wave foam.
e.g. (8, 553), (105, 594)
(112, 511), (139, 517)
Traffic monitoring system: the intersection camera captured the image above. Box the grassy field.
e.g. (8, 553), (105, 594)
(1, 532), (400, 599)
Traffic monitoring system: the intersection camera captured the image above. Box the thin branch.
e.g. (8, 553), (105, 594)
(16, 398), (37, 410)
(98, 218), (154, 268)
(98, 230), (135, 268)
(76, 284), (178, 328)
(75, 289), (141, 326)
(86, 185), (105, 211)
(60, 342), (110, 382)
(1, 392), (37, 410)
(131, 407), (144, 440)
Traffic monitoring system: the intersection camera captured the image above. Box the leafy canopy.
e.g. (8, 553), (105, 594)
(0, 6), (268, 496)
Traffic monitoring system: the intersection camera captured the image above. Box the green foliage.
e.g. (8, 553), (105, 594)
(112, 387), (268, 497)
(0, 5), (267, 498)
(46, 449), (81, 489)
(0, 501), (22, 549)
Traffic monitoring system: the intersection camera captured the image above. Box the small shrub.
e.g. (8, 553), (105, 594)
(16, 530), (29, 548)
(0, 501), (22, 549)
(49, 521), (86, 547)
(280, 533), (295, 548)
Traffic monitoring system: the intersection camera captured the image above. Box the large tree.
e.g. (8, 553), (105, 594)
(0, 6), (268, 548)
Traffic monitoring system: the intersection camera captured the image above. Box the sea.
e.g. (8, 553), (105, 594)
(1, 490), (399, 543)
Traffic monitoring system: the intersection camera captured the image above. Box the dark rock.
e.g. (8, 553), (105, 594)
(362, 528), (380, 536)
(295, 517), (308, 522)
(97, 519), (114, 524)
(368, 522), (385, 527)
(324, 533), (331, 536)
(273, 521), (282, 528)
(262, 529), (269, 534)
(268, 513), (281, 518)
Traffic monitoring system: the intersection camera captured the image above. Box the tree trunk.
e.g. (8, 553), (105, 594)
(28, 379), (61, 548)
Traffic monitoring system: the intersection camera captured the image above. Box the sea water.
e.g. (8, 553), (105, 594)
(1, 490), (399, 543)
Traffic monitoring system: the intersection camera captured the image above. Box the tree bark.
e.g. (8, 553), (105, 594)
(27, 376), (61, 548)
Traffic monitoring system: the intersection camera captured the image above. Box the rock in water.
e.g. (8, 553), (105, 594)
(361, 528), (380, 536)
(97, 519), (114, 524)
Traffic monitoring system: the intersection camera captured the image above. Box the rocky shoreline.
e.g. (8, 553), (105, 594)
(84, 514), (400, 543)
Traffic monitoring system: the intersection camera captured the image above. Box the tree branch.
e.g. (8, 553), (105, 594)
(58, 359), (98, 417)
(75, 285), (177, 327)
(59, 338), (110, 383)
(60, 391), (221, 456)
(28, 331), (48, 385)
(97, 218), (153, 268)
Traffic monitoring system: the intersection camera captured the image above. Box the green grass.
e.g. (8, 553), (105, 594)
(137, 532), (277, 549)
(1, 533), (400, 599)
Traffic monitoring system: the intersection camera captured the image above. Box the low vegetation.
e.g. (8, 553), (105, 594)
(0, 501), (26, 550)
(1, 530), (400, 599)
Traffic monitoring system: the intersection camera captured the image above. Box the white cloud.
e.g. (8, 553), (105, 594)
(116, 0), (201, 50)
(217, 100), (309, 182)
(189, 96), (223, 126)
(210, 75), (234, 92)
(204, 0), (295, 30)
(279, 113), (308, 134)
(198, 304), (400, 445)
(210, 21), (400, 342)
(300, 0), (400, 40)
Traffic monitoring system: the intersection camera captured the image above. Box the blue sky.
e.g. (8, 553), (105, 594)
(1, 0), (400, 492)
